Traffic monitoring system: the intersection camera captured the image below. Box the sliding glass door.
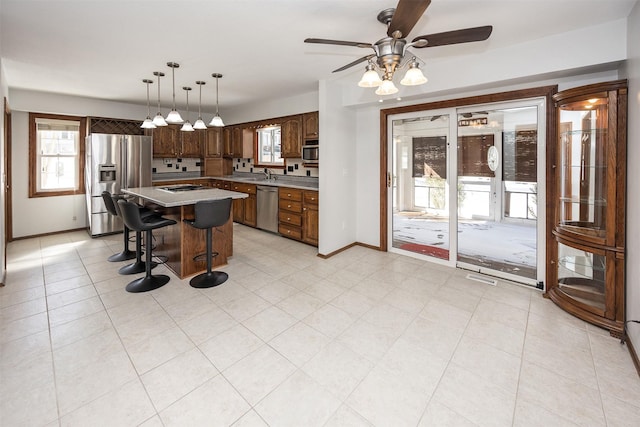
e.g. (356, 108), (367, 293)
(389, 99), (545, 286)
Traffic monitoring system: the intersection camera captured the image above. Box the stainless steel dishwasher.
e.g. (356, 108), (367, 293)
(256, 186), (279, 233)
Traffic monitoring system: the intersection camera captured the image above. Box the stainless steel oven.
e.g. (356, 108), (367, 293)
(302, 143), (319, 163)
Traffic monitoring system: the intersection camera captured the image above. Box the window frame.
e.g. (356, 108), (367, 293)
(29, 112), (87, 198)
(254, 125), (285, 169)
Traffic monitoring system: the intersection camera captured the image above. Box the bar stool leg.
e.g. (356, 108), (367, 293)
(189, 228), (228, 288)
(126, 229), (170, 293)
(118, 231), (157, 275)
(107, 226), (136, 262)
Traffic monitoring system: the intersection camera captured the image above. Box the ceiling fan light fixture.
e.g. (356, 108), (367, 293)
(400, 59), (428, 86)
(358, 62), (383, 87)
(375, 77), (398, 95)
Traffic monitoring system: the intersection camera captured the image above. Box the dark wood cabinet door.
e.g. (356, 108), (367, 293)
(152, 126), (177, 157)
(223, 127), (234, 157)
(180, 129), (204, 157)
(303, 111), (319, 140)
(205, 128), (223, 158)
(281, 116), (302, 158)
(302, 205), (319, 245)
(244, 195), (257, 227)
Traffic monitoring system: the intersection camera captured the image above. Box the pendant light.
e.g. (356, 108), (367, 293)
(152, 71), (168, 126)
(140, 79), (156, 129)
(180, 87), (194, 132)
(193, 81), (207, 130)
(209, 73), (224, 127)
(165, 62), (184, 124)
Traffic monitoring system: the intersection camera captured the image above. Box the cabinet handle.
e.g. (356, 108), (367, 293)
(287, 217), (291, 221)
(287, 193), (291, 197)
(287, 204), (291, 208)
(303, 208), (307, 211)
(311, 197), (315, 201)
(287, 230), (291, 234)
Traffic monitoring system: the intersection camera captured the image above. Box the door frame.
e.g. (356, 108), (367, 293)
(380, 86), (557, 286)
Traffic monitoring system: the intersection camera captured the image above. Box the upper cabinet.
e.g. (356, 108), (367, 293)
(221, 125), (254, 158)
(281, 115), (302, 158)
(205, 128), (223, 158)
(303, 111), (319, 140)
(546, 79), (627, 337)
(152, 125), (204, 158)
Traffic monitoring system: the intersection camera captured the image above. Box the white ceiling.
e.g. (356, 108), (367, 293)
(1, 0), (636, 112)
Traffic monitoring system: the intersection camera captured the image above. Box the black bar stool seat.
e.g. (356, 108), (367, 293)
(117, 199), (177, 293)
(183, 198), (232, 288)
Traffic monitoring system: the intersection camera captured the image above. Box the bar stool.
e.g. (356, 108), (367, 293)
(183, 198), (232, 288)
(117, 199), (177, 293)
(101, 191), (136, 262)
(108, 193), (157, 275)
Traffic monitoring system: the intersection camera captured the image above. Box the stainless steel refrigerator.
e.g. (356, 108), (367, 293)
(85, 133), (152, 236)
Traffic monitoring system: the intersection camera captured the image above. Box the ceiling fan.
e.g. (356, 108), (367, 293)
(304, 0), (492, 95)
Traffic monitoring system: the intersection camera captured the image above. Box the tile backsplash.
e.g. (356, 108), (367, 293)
(152, 157), (319, 179)
(152, 158), (202, 175)
(233, 157), (319, 178)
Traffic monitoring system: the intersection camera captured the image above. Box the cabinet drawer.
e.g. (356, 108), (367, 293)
(279, 224), (302, 240)
(303, 191), (318, 205)
(279, 211), (302, 227)
(231, 183), (257, 194)
(279, 199), (302, 213)
(279, 188), (303, 201)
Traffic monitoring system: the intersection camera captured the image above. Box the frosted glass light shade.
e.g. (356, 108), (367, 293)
(140, 117), (156, 129)
(358, 69), (383, 87)
(180, 121), (194, 132)
(166, 109), (184, 124)
(375, 78), (398, 95)
(153, 113), (168, 126)
(193, 118), (207, 130)
(400, 65), (427, 86)
(209, 114), (224, 127)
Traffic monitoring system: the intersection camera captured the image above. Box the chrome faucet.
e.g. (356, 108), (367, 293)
(264, 169), (276, 180)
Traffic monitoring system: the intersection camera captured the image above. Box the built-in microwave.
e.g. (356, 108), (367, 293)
(302, 142), (319, 163)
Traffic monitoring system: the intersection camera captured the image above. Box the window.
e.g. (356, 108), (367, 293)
(256, 126), (283, 166)
(29, 113), (86, 197)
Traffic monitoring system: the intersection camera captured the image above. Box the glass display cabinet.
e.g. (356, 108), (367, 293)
(547, 80), (627, 337)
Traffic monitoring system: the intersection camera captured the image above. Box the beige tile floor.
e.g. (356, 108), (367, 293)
(1, 224), (639, 426)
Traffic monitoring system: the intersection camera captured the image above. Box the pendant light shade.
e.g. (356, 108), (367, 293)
(152, 71), (168, 126)
(193, 81), (207, 130)
(165, 62), (184, 124)
(180, 86), (194, 132)
(209, 73), (225, 127)
(140, 79), (157, 129)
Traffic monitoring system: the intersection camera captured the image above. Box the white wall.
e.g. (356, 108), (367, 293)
(223, 90), (318, 125)
(623, 0), (640, 355)
(9, 90), (149, 238)
(317, 79), (357, 255)
(0, 38), (7, 282)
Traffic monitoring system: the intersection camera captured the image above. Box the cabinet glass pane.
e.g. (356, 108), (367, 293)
(557, 241), (605, 311)
(558, 97), (608, 237)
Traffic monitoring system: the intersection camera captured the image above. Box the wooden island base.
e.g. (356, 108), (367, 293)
(149, 204), (234, 279)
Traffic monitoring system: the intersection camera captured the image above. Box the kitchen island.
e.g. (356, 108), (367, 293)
(123, 185), (248, 279)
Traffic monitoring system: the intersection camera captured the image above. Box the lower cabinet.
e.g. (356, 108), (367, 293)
(229, 182), (257, 227)
(278, 187), (318, 246)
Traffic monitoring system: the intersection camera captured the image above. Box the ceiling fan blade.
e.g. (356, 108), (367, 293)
(332, 54), (376, 73)
(304, 38), (373, 49)
(412, 26), (493, 48)
(387, 0), (432, 39)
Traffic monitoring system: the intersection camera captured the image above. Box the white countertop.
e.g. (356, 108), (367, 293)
(123, 186), (248, 207)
